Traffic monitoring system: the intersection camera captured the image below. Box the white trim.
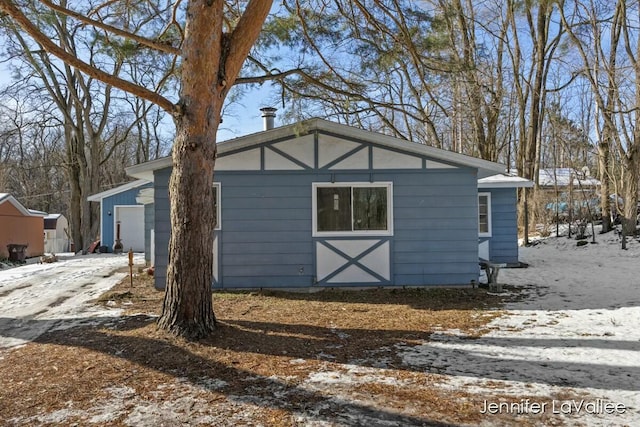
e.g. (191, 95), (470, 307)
(213, 183), (221, 230)
(126, 119), (506, 180)
(99, 199), (104, 248)
(0, 194), (45, 217)
(150, 229), (155, 267)
(478, 192), (492, 237)
(212, 233), (219, 282)
(312, 182), (393, 237)
(87, 179), (150, 201)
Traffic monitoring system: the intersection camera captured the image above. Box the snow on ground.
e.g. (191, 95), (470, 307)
(0, 253), (142, 349)
(398, 228), (640, 426)
(1, 231), (639, 426)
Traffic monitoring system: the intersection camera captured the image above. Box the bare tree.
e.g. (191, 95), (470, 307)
(0, 0), (273, 338)
(0, 94), (68, 214)
(559, 0), (640, 236)
(614, 1), (640, 235)
(435, 0), (508, 161)
(0, 1), (175, 250)
(558, 0), (626, 234)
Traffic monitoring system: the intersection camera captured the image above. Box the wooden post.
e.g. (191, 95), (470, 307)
(128, 248), (134, 288)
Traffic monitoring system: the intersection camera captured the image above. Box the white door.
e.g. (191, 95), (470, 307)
(115, 206), (145, 252)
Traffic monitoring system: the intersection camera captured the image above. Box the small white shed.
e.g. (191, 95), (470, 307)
(44, 214), (70, 254)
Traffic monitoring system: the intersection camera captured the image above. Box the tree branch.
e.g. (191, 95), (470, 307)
(0, 0), (177, 115)
(38, 0), (181, 56)
(222, 0), (273, 87)
(235, 68), (304, 85)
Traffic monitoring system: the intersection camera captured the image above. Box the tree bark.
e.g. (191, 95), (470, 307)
(598, 125), (612, 233)
(157, 116), (219, 338)
(622, 147), (639, 235)
(157, 0), (273, 339)
(156, 0), (223, 338)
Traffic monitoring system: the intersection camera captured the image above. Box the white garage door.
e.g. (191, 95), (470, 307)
(115, 206), (145, 252)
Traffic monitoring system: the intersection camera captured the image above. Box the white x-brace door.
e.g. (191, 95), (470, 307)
(315, 239), (390, 285)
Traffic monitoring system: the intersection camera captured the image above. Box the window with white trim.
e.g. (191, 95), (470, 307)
(478, 192), (491, 236)
(313, 183), (392, 236)
(213, 183), (221, 230)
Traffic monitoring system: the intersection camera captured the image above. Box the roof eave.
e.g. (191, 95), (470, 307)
(87, 179), (151, 201)
(125, 118), (507, 178)
(125, 157), (172, 181)
(0, 194), (42, 217)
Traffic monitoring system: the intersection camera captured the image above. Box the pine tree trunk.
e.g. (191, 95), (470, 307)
(156, 0), (224, 339)
(157, 117), (219, 338)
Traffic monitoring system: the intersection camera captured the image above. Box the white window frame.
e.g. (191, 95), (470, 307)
(312, 182), (393, 237)
(478, 192), (492, 237)
(213, 183), (221, 230)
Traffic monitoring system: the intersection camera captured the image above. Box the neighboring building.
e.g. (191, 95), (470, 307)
(0, 193), (45, 259)
(87, 180), (152, 252)
(478, 174), (534, 265)
(44, 213), (70, 254)
(135, 187), (155, 266)
(127, 118), (510, 290)
(538, 168), (600, 189)
(539, 168), (601, 220)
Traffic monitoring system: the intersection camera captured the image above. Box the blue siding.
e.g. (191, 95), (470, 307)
(389, 171), (478, 285)
(220, 172), (315, 288)
(153, 169), (171, 289)
(483, 187), (519, 264)
(152, 167), (480, 289)
(100, 184), (151, 251)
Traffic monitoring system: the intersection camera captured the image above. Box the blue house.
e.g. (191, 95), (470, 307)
(126, 118), (509, 290)
(87, 180), (152, 252)
(478, 174), (534, 265)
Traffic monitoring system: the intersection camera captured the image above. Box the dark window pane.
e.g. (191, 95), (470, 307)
(353, 187), (387, 231)
(317, 187), (351, 231)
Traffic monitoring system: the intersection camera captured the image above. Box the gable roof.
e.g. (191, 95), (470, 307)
(539, 168), (600, 188)
(0, 193), (46, 217)
(87, 179), (151, 202)
(44, 213), (67, 230)
(126, 118), (505, 180)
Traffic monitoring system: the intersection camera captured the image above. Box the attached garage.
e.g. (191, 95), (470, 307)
(113, 205), (145, 252)
(87, 180), (151, 253)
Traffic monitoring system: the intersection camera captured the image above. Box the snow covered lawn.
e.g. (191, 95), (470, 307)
(399, 230), (640, 426)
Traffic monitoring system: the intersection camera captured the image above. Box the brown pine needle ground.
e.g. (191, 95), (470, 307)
(0, 268), (576, 426)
